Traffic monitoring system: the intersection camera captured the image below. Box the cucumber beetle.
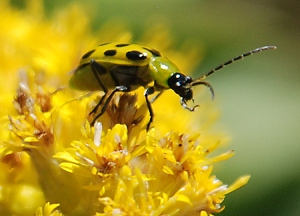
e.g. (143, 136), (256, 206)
(69, 43), (276, 130)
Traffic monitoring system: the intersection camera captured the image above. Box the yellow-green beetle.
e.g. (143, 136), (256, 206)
(69, 42), (276, 130)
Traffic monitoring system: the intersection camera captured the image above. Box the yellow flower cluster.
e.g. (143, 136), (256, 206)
(0, 0), (250, 215)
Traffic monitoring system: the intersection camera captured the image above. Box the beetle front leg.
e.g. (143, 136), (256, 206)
(144, 87), (156, 131)
(150, 90), (164, 103)
(180, 98), (199, 112)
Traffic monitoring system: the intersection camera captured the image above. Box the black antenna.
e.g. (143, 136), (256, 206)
(196, 45), (276, 81)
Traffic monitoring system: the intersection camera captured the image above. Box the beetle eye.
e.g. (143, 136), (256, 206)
(185, 76), (192, 83)
(168, 73), (193, 100)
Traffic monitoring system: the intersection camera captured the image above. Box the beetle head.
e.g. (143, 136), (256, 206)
(168, 72), (214, 111)
(168, 73), (193, 100)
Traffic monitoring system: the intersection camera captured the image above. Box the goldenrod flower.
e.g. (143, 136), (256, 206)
(0, 0), (250, 215)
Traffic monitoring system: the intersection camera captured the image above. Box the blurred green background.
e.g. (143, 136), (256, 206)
(12, 0), (300, 215)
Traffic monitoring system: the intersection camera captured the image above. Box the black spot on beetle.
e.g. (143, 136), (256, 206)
(81, 49), (96, 59)
(143, 47), (161, 57)
(116, 44), (129, 47)
(126, 51), (147, 61)
(104, 49), (117, 56)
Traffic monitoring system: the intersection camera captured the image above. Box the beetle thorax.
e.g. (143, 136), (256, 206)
(149, 56), (181, 89)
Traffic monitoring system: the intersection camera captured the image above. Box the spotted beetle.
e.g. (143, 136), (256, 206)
(69, 43), (276, 130)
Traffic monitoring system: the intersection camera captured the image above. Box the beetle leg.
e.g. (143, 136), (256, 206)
(180, 98), (199, 112)
(144, 87), (156, 130)
(89, 93), (107, 115)
(90, 59), (108, 91)
(91, 86), (128, 126)
(89, 59), (109, 114)
(150, 90), (164, 103)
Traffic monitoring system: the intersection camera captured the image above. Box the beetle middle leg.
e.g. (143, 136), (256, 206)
(89, 59), (129, 125)
(90, 86), (128, 126)
(89, 59), (109, 115)
(89, 92), (107, 115)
